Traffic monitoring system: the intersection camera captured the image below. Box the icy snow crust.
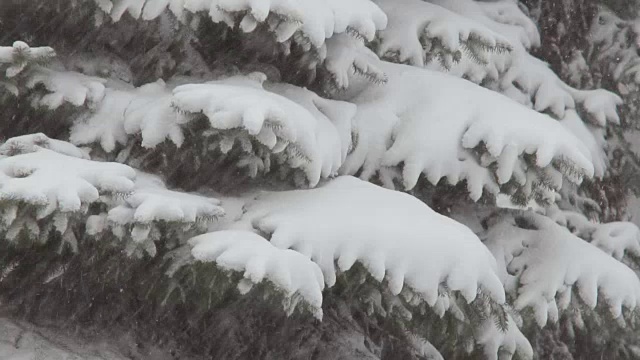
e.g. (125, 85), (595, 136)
(242, 176), (506, 307)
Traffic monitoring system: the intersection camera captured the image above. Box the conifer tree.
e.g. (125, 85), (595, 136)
(1, 0), (640, 358)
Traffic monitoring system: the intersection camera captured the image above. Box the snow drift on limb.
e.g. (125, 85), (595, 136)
(189, 230), (325, 319)
(340, 60), (594, 202)
(0, 133), (89, 159)
(93, 0), (387, 52)
(487, 213), (640, 327)
(0, 148), (135, 214)
(375, 0), (512, 68)
(475, 313), (533, 360)
(0, 138), (135, 246)
(70, 80), (181, 152)
(379, 0), (621, 126)
(99, 172), (225, 256)
(172, 73), (355, 185)
(243, 176), (505, 310)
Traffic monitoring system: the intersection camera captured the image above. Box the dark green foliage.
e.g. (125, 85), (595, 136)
(0, 229), (504, 359)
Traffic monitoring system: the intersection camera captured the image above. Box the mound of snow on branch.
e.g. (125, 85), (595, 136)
(0, 147), (135, 214)
(243, 176), (505, 309)
(377, 0), (621, 126)
(85, 172), (224, 256)
(0, 137), (135, 248)
(486, 213), (640, 327)
(0, 133), (89, 159)
(26, 67), (106, 109)
(375, 0), (512, 67)
(476, 314), (533, 360)
(190, 230), (325, 319)
(173, 73), (355, 185)
(340, 60), (594, 200)
(108, 172), (224, 227)
(324, 33), (387, 89)
(70, 73), (355, 185)
(0, 41), (55, 78)
(70, 80), (182, 152)
(94, 0), (387, 51)
(549, 206), (640, 261)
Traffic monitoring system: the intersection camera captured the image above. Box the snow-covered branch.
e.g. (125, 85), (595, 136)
(190, 230), (325, 319)
(375, 0), (512, 68)
(377, 0), (621, 130)
(485, 213), (640, 327)
(92, 0), (388, 52)
(91, 172), (224, 256)
(341, 60), (594, 204)
(172, 74), (355, 185)
(243, 176), (505, 308)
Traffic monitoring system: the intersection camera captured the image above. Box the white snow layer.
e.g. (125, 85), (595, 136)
(446, 0), (621, 125)
(0, 133), (89, 159)
(26, 67), (107, 108)
(559, 110), (608, 178)
(375, 0), (512, 67)
(324, 33), (387, 89)
(94, 0), (387, 50)
(64, 60), (599, 203)
(107, 172), (224, 236)
(486, 214), (640, 326)
(476, 314), (533, 360)
(70, 80), (182, 152)
(243, 176), (505, 307)
(190, 230), (325, 319)
(0, 147), (135, 214)
(0, 42), (106, 107)
(375, 0), (621, 127)
(172, 73), (356, 185)
(83, 172), (224, 256)
(70, 73), (356, 186)
(549, 206), (640, 261)
(0, 41), (55, 78)
(340, 59), (594, 199)
(590, 222), (640, 261)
